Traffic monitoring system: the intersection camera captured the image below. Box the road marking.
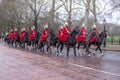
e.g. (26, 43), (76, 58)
(69, 63), (120, 77)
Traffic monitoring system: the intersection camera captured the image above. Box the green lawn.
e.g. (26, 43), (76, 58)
(107, 35), (120, 42)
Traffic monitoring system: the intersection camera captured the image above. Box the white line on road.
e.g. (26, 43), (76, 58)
(69, 63), (120, 77)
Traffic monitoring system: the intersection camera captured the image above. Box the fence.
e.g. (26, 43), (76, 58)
(107, 36), (120, 45)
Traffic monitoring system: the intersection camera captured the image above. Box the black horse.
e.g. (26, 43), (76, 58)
(28, 31), (41, 50)
(4, 34), (10, 44)
(13, 33), (20, 47)
(56, 27), (79, 57)
(38, 29), (57, 54)
(75, 29), (87, 55)
(85, 30), (107, 56)
(19, 31), (30, 49)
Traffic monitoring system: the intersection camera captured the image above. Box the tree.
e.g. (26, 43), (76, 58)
(25, 0), (47, 29)
(59, 0), (73, 26)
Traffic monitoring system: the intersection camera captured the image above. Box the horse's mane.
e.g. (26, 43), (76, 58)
(99, 31), (107, 38)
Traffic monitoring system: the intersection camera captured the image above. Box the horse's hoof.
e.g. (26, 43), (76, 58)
(78, 53), (81, 57)
(59, 53), (63, 56)
(101, 53), (104, 56)
(88, 54), (91, 56)
(82, 52), (86, 55)
(56, 52), (59, 56)
(93, 53), (95, 56)
(74, 54), (77, 57)
(46, 52), (49, 54)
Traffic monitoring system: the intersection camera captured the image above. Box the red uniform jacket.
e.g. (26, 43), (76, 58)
(13, 31), (18, 39)
(58, 28), (64, 41)
(8, 31), (14, 39)
(75, 28), (87, 42)
(40, 29), (49, 41)
(20, 31), (26, 41)
(29, 29), (37, 41)
(60, 26), (71, 42)
(90, 28), (99, 42)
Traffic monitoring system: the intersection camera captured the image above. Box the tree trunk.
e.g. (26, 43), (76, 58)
(50, 0), (55, 28)
(68, 0), (72, 26)
(84, 0), (91, 31)
(34, 0), (37, 29)
(34, 15), (38, 29)
(93, 0), (97, 26)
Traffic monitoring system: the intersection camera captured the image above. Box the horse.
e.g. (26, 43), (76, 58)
(4, 34), (10, 44)
(56, 27), (79, 57)
(28, 31), (41, 50)
(38, 29), (58, 54)
(74, 30), (87, 56)
(13, 33), (20, 47)
(19, 31), (30, 49)
(85, 30), (107, 56)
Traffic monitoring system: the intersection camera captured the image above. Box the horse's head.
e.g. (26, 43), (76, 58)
(70, 26), (80, 38)
(15, 34), (20, 41)
(67, 27), (80, 44)
(49, 29), (56, 37)
(99, 30), (107, 38)
(98, 30), (107, 43)
(46, 29), (58, 46)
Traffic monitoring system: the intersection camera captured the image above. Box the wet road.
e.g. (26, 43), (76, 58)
(0, 42), (120, 80)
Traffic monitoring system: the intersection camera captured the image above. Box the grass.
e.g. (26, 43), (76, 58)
(107, 35), (120, 42)
(91, 45), (120, 51)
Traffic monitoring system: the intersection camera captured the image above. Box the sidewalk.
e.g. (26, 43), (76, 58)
(91, 45), (120, 51)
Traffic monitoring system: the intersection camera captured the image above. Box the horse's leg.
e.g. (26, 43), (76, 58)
(77, 42), (80, 49)
(32, 41), (35, 50)
(56, 41), (61, 55)
(60, 43), (63, 55)
(46, 43), (49, 53)
(23, 41), (25, 49)
(73, 46), (77, 57)
(28, 41), (32, 50)
(24, 42), (28, 50)
(98, 45), (103, 56)
(66, 45), (70, 57)
(77, 42), (81, 56)
(39, 41), (43, 52)
(47, 44), (51, 54)
(82, 42), (86, 54)
(85, 43), (91, 56)
(12, 40), (14, 47)
(11, 40), (13, 47)
(42, 41), (46, 53)
(93, 46), (99, 56)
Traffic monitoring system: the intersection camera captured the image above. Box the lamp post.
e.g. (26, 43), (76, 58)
(103, 18), (107, 47)
(103, 18), (106, 31)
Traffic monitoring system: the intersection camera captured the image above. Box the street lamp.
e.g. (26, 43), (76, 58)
(103, 18), (107, 47)
(103, 18), (106, 31)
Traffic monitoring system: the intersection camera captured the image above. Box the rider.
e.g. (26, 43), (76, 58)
(80, 25), (87, 42)
(20, 28), (26, 41)
(29, 26), (37, 41)
(13, 28), (18, 39)
(61, 22), (71, 42)
(40, 24), (50, 41)
(8, 29), (14, 40)
(90, 24), (99, 43)
(58, 26), (64, 41)
(75, 23), (87, 42)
